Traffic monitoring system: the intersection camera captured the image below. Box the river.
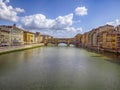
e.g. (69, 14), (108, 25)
(0, 46), (120, 90)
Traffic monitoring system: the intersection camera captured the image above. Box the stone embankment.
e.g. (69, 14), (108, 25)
(0, 43), (44, 55)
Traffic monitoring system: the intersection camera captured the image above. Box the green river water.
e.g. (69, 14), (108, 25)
(0, 46), (120, 90)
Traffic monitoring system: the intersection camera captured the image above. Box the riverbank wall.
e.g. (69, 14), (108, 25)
(81, 45), (120, 56)
(0, 43), (44, 55)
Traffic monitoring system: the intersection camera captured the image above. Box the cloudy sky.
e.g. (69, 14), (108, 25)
(0, 0), (120, 38)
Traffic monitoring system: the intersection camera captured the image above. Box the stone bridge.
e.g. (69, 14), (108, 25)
(44, 38), (76, 46)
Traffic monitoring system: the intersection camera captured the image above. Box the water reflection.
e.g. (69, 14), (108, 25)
(58, 43), (74, 47)
(89, 49), (120, 65)
(0, 47), (120, 90)
(58, 43), (67, 46)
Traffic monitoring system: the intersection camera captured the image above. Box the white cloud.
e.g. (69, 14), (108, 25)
(54, 13), (73, 29)
(54, 27), (82, 38)
(65, 27), (82, 33)
(0, 0), (83, 37)
(20, 13), (73, 30)
(20, 14), (55, 29)
(15, 8), (25, 13)
(75, 6), (88, 16)
(0, 0), (24, 22)
(106, 19), (120, 26)
(20, 13), (83, 38)
(36, 27), (83, 38)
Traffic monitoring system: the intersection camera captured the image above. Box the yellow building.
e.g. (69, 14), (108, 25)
(84, 32), (89, 47)
(98, 29), (120, 52)
(0, 27), (11, 46)
(98, 24), (114, 33)
(24, 31), (35, 44)
(81, 34), (85, 46)
(100, 31), (107, 48)
(106, 30), (120, 50)
(97, 25), (114, 49)
(81, 32), (88, 47)
(98, 33), (103, 48)
(89, 29), (99, 47)
(88, 30), (93, 46)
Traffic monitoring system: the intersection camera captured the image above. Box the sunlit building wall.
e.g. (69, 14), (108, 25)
(24, 31), (35, 44)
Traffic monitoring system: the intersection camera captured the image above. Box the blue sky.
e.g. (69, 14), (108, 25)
(0, 0), (120, 38)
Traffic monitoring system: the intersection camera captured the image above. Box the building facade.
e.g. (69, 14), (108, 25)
(115, 25), (120, 32)
(0, 24), (24, 46)
(11, 24), (24, 45)
(0, 27), (10, 46)
(35, 32), (42, 44)
(74, 34), (82, 46)
(40, 35), (53, 43)
(24, 31), (35, 44)
(106, 30), (120, 51)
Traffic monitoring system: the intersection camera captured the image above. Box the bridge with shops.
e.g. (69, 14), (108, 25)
(44, 38), (80, 46)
